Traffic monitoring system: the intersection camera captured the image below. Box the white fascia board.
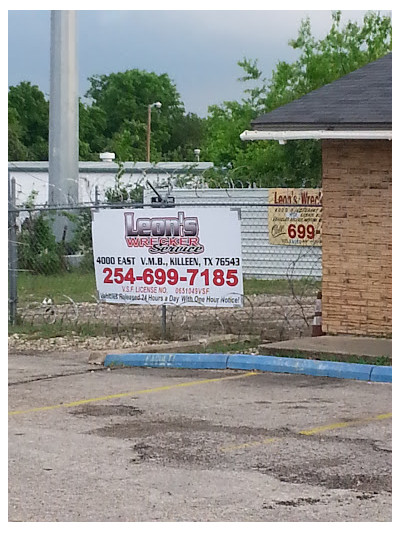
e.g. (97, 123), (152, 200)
(240, 130), (392, 142)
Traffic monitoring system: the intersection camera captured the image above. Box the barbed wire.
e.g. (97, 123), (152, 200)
(9, 162), (216, 209)
(16, 292), (317, 342)
(9, 162), (283, 211)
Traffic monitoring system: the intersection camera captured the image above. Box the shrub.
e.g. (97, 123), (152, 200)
(18, 210), (66, 275)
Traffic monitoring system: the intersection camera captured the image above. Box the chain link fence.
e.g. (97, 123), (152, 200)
(8, 177), (322, 347)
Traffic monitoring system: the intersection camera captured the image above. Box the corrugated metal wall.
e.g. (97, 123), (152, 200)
(144, 187), (322, 280)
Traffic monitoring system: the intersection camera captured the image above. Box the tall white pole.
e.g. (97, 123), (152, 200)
(49, 11), (79, 238)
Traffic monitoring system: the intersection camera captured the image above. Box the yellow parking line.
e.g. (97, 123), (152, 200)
(220, 412), (392, 453)
(299, 412), (392, 435)
(221, 437), (277, 453)
(8, 371), (258, 416)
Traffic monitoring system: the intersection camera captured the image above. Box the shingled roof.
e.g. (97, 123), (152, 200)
(251, 53), (392, 131)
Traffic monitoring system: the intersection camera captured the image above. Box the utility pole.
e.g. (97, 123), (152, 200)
(146, 104), (152, 163)
(146, 101), (162, 162)
(48, 10), (79, 240)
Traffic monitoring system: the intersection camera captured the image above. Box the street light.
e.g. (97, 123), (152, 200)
(147, 101), (162, 162)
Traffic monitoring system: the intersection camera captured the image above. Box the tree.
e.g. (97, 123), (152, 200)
(8, 82), (49, 160)
(9, 70), (206, 163)
(202, 11), (392, 188)
(8, 107), (28, 160)
(163, 113), (206, 162)
(84, 69), (186, 161)
(264, 10), (392, 112)
(78, 101), (107, 161)
(202, 101), (255, 168)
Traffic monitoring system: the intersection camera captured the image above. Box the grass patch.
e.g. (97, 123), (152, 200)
(186, 338), (261, 354)
(16, 271), (321, 304)
(259, 349), (391, 366)
(243, 278), (320, 296)
(8, 321), (136, 339)
(344, 355), (391, 366)
(17, 270), (96, 304)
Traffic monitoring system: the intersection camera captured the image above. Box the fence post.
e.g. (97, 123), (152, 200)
(161, 303), (167, 339)
(8, 174), (18, 325)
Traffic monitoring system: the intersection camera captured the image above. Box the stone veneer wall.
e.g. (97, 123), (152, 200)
(321, 139), (392, 336)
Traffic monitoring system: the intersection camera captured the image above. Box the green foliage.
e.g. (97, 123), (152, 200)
(8, 107), (29, 160)
(186, 338), (261, 354)
(264, 10), (392, 111)
(84, 69), (186, 161)
(201, 10), (391, 188)
(8, 81), (49, 160)
(8, 320), (138, 340)
(8, 10), (391, 182)
(163, 113), (206, 161)
(60, 162), (146, 273)
(17, 270), (95, 305)
(232, 139), (322, 187)
(65, 208), (95, 271)
(202, 101), (255, 167)
(78, 101), (107, 160)
(237, 57), (267, 112)
(18, 201), (66, 275)
(104, 163), (144, 204)
(9, 71), (205, 163)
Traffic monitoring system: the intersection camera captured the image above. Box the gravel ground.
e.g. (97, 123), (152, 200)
(8, 332), (152, 354)
(12, 294), (315, 353)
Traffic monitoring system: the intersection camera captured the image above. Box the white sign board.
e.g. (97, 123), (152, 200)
(92, 208), (243, 307)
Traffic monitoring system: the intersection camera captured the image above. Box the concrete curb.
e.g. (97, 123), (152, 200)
(103, 353), (392, 383)
(104, 352), (229, 370)
(369, 365), (392, 383)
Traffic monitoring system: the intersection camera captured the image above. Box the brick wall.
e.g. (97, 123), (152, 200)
(321, 140), (392, 336)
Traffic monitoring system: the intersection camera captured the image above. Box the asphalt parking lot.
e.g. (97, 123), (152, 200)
(8, 351), (392, 522)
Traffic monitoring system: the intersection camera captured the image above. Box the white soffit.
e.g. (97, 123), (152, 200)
(240, 130), (392, 143)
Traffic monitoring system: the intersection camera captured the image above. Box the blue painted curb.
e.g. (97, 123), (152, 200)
(369, 365), (392, 383)
(103, 353), (392, 383)
(227, 354), (380, 381)
(104, 352), (229, 370)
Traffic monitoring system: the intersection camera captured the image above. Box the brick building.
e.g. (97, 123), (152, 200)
(241, 54), (392, 337)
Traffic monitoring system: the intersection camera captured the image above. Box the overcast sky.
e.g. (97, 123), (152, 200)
(8, 6), (393, 117)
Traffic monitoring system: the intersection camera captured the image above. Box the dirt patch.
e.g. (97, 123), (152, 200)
(263, 497), (321, 509)
(254, 464), (392, 493)
(88, 416), (289, 440)
(70, 404), (143, 417)
(81, 412), (391, 495)
(283, 473), (391, 493)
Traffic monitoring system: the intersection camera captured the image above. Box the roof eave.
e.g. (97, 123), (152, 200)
(240, 129), (392, 144)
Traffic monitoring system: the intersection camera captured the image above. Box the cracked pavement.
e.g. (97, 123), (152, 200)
(9, 349), (391, 522)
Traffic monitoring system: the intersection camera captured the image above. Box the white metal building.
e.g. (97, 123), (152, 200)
(8, 161), (214, 207)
